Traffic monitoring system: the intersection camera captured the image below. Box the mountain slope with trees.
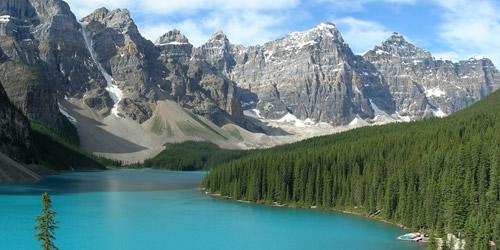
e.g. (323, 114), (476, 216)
(202, 89), (500, 249)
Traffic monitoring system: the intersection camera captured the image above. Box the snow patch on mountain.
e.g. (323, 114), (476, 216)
(58, 103), (77, 124)
(424, 87), (446, 98)
(243, 109), (264, 120)
(80, 22), (123, 117)
(433, 108), (447, 118)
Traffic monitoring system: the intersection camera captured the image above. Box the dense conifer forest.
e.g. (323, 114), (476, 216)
(29, 121), (116, 171)
(127, 141), (256, 171)
(202, 90), (500, 249)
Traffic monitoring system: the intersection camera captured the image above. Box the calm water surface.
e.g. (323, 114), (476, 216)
(0, 170), (424, 249)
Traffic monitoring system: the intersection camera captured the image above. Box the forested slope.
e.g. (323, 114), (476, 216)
(202, 89), (500, 249)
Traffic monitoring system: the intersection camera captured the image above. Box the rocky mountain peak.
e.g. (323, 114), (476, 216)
(155, 29), (190, 45)
(366, 32), (431, 60)
(209, 30), (228, 42)
(386, 32), (405, 42)
(82, 7), (138, 35)
(313, 22), (339, 33)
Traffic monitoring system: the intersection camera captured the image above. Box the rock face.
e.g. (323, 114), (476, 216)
(0, 57), (64, 128)
(363, 33), (500, 119)
(218, 23), (395, 125)
(0, 0), (110, 120)
(80, 8), (244, 125)
(154, 27), (244, 125)
(195, 24), (500, 125)
(0, 80), (31, 162)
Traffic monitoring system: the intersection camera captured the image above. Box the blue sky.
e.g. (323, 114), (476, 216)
(65, 0), (500, 66)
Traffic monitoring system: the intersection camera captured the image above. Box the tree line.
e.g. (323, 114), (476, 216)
(127, 141), (256, 171)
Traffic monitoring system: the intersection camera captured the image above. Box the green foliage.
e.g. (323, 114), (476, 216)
(151, 116), (172, 136)
(30, 118), (80, 146)
(34, 192), (59, 250)
(127, 141), (255, 171)
(29, 121), (117, 171)
(202, 90), (500, 247)
(183, 109), (227, 140)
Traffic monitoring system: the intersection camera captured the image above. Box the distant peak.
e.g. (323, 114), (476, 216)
(210, 30), (227, 41)
(155, 29), (190, 46)
(469, 55), (485, 61)
(386, 32), (406, 42)
(315, 22), (337, 30)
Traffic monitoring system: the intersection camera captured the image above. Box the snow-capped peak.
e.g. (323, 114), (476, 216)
(314, 22), (337, 31)
(470, 55), (485, 61)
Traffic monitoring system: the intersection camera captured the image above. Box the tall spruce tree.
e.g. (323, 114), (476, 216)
(34, 192), (59, 250)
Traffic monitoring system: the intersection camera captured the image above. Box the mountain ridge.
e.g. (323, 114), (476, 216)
(0, 0), (499, 163)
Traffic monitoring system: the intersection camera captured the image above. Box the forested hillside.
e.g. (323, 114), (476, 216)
(127, 141), (256, 171)
(202, 89), (500, 249)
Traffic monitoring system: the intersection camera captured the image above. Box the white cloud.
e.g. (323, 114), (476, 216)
(136, 0), (300, 14)
(434, 0), (500, 66)
(65, 0), (133, 18)
(316, 0), (415, 11)
(65, 0), (297, 47)
(334, 17), (392, 54)
(65, 0), (299, 17)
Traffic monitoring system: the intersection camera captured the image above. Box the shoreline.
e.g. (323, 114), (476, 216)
(201, 189), (414, 232)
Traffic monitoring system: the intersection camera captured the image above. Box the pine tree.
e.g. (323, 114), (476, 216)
(34, 192), (59, 250)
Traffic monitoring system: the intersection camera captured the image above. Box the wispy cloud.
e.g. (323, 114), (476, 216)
(434, 0), (500, 65)
(334, 17), (392, 53)
(316, 0), (415, 11)
(65, 0), (298, 46)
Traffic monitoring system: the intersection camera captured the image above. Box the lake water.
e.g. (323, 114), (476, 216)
(0, 170), (424, 249)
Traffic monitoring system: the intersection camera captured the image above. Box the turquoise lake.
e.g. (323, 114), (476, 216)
(0, 170), (424, 249)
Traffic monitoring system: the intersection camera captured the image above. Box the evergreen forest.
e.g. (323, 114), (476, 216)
(127, 141), (256, 171)
(202, 90), (500, 249)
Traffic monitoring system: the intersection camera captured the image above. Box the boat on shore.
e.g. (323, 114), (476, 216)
(397, 232), (428, 243)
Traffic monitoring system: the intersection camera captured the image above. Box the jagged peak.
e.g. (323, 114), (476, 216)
(385, 32), (407, 44)
(83, 7), (132, 23)
(314, 22), (338, 31)
(469, 55), (485, 61)
(280, 21), (343, 46)
(155, 29), (191, 46)
(209, 30), (228, 41)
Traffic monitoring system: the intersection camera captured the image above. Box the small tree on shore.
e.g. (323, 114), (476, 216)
(34, 192), (59, 250)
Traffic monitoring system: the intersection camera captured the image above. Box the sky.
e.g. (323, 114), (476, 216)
(64, 0), (500, 66)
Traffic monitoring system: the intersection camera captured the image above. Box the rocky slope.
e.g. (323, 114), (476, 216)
(0, 80), (31, 162)
(363, 33), (500, 119)
(0, 48), (66, 128)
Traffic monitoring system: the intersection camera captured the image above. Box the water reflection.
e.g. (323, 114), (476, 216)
(0, 170), (206, 195)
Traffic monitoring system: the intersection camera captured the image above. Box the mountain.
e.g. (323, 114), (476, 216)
(0, 77), (31, 162)
(363, 32), (500, 120)
(1, 1), (499, 163)
(202, 87), (500, 248)
(204, 23), (395, 125)
(201, 24), (500, 125)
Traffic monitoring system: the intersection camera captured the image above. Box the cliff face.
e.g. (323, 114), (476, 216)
(80, 8), (244, 125)
(0, 0), (110, 119)
(195, 25), (500, 125)
(0, 80), (31, 162)
(220, 23), (395, 125)
(363, 33), (500, 119)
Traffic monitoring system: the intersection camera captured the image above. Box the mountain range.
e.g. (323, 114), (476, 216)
(0, 0), (499, 165)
